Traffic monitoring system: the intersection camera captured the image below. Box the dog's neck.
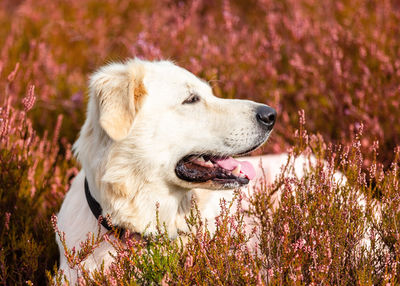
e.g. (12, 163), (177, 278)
(84, 168), (193, 237)
(74, 119), (194, 237)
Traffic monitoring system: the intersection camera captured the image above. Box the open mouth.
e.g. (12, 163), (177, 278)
(175, 154), (256, 188)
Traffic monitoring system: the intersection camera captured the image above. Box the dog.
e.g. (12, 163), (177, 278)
(56, 59), (372, 283)
(56, 58), (285, 281)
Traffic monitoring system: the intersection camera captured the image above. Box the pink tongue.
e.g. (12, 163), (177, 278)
(215, 157), (256, 180)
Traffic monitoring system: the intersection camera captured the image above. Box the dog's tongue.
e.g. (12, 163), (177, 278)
(215, 157), (256, 180)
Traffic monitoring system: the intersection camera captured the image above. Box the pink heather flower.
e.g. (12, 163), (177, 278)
(51, 114), (63, 147)
(4, 212), (11, 230)
(184, 254), (193, 269)
(7, 62), (20, 82)
(108, 276), (118, 286)
(283, 222), (289, 234)
(161, 273), (170, 286)
(22, 85), (36, 112)
(298, 109), (306, 125)
(77, 277), (86, 286)
(267, 268), (274, 277)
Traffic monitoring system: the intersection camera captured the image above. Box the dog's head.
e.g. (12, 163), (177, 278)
(76, 59), (276, 193)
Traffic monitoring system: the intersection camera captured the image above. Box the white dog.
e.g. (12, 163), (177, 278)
(56, 59), (357, 282)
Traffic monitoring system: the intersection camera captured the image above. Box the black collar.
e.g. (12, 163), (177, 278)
(84, 178), (125, 238)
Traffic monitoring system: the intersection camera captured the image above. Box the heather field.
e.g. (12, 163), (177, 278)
(1, 0), (400, 285)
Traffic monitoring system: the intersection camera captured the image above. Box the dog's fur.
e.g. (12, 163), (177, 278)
(56, 59), (370, 282)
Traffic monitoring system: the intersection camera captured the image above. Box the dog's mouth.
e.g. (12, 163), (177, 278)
(175, 154), (256, 188)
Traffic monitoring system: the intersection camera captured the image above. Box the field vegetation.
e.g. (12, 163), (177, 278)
(0, 0), (399, 284)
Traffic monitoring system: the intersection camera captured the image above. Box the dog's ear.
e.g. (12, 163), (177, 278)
(89, 61), (145, 141)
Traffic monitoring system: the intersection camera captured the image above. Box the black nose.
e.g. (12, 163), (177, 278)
(256, 105), (277, 128)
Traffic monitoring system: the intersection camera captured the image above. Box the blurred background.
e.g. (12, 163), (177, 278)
(1, 0), (399, 167)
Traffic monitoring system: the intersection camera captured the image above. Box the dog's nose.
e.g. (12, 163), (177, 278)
(256, 105), (277, 129)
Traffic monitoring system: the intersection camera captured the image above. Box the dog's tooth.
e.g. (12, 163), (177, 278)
(196, 156), (205, 162)
(204, 160), (214, 167)
(232, 164), (241, 176)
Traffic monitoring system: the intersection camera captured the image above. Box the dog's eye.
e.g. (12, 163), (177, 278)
(182, 93), (200, 104)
